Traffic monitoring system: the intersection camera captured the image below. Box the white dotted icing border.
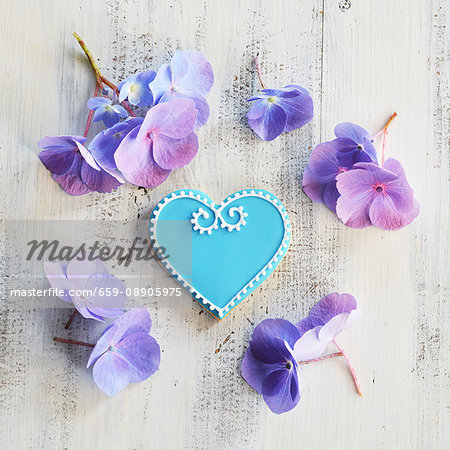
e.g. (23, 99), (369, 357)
(149, 190), (291, 319)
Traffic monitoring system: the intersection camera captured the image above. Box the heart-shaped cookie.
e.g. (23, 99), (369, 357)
(149, 189), (291, 319)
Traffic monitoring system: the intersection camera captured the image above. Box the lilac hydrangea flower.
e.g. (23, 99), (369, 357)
(114, 98), (198, 188)
(149, 51), (214, 128)
(333, 122), (378, 164)
(87, 97), (128, 128)
(246, 85), (314, 141)
(335, 158), (420, 230)
(241, 319), (301, 414)
(302, 141), (353, 212)
(89, 118), (143, 172)
(118, 70), (156, 107)
(87, 308), (161, 396)
(293, 293), (362, 361)
(38, 135), (123, 195)
(44, 259), (126, 321)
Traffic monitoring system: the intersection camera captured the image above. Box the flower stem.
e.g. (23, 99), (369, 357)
(73, 32), (136, 118)
(64, 310), (78, 329)
(332, 338), (363, 396)
(73, 32), (102, 85)
(54, 337), (95, 348)
(371, 112), (398, 166)
(298, 351), (343, 365)
(255, 57), (266, 89)
(83, 83), (100, 137)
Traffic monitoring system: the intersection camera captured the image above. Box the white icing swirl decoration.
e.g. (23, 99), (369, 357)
(191, 205), (248, 235)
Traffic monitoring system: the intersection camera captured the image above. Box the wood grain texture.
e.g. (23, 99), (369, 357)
(0, 0), (449, 449)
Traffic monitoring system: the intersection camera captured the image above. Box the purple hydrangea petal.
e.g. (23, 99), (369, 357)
(149, 64), (172, 104)
(295, 315), (323, 337)
(114, 125), (171, 187)
(369, 193), (419, 230)
(309, 292), (357, 323)
(246, 99), (267, 120)
(293, 327), (328, 361)
(382, 158), (414, 213)
(38, 135), (86, 150)
(335, 168), (377, 228)
(92, 351), (131, 396)
(65, 259), (96, 290)
(262, 369), (300, 414)
(135, 69), (157, 87)
(322, 180), (340, 213)
(80, 160), (122, 193)
(334, 122), (370, 143)
(85, 274), (127, 314)
(38, 136), (85, 176)
(133, 88), (153, 108)
(87, 326), (118, 368)
(278, 89), (314, 132)
(241, 347), (279, 394)
(159, 90), (209, 128)
(152, 132), (198, 170)
(307, 141), (346, 180)
(51, 156), (92, 196)
(171, 50), (214, 96)
(87, 97), (111, 110)
(110, 308), (152, 344)
(39, 148), (76, 176)
(90, 118), (144, 171)
(249, 319), (301, 363)
(302, 166), (327, 204)
(111, 104), (128, 118)
(43, 262), (72, 302)
(247, 103), (287, 141)
(142, 98), (197, 139)
(318, 310), (362, 342)
(115, 333), (160, 382)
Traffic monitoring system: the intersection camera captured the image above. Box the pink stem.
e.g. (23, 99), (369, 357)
(64, 310), (78, 329)
(83, 83), (101, 137)
(255, 57), (266, 89)
(54, 337), (95, 348)
(333, 339), (363, 396)
(370, 112), (398, 166)
(298, 351), (343, 365)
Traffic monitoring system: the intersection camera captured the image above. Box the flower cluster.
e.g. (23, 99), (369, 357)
(246, 58), (314, 141)
(241, 293), (362, 414)
(38, 34), (213, 195)
(45, 259), (160, 396)
(303, 114), (420, 230)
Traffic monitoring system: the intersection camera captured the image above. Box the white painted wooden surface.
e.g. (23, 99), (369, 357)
(1, 0), (449, 449)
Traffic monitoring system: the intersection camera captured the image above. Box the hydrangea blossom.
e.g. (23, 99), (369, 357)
(118, 70), (156, 107)
(44, 259), (126, 320)
(336, 159), (420, 229)
(241, 319), (301, 414)
(149, 51), (214, 128)
(242, 293), (362, 413)
(293, 293), (362, 361)
(246, 85), (314, 141)
(89, 118), (143, 172)
(87, 97), (128, 127)
(302, 141), (353, 212)
(114, 98), (198, 187)
(38, 135), (123, 195)
(333, 122), (377, 164)
(87, 308), (161, 396)
(302, 114), (420, 230)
